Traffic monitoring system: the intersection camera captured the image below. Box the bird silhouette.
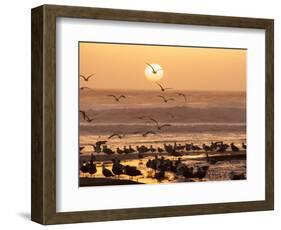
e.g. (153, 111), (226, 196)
(96, 140), (107, 146)
(80, 74), (94, 81)
(88, 140), (107, 153)
(176, 93), (187, 102)
(79, 110), (95, 122)
(102, 145), (115, 155)
(155, 83), (172, 92)
(154, 169), (165, 182)
(102, 164), (114, 177)
(111, 159), (124, 178)
(123, 165), (142, 180)
(79, 110), (87, 120)
(87, 161), (97, 177)
(231, 143), (239, 152)
(108, 133), (124, 139)
(85, 116), (95, 122)
(80, 87), (91, 90)
(157, 95), (175, 103)
(107, 94), (126, 102)
(142, 131), (156, 137)
(149, 118), (171, 130)
(80, 161), (88, 176)
(135, 116), (147, 120)
(146, 63), (163, 74)
(196, 165), (209, 179)
(116, 147), (124, 154)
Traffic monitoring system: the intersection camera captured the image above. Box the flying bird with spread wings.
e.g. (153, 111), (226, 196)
(80, 87), (91, 90)
(157, 95), (175, 103)
(142, 131), (156, 137)
(80, 74), (95, 81)
(149, 118), (172, 130)
(79, 146), (85, 154)
(79, 110), (87, 120)
(85, 117), (95, 122)
(176, 93), (187, 102)
(146, 63), (163, 74)
(155, 82), (172, 92)
(108, 133), (125, 139)
(79, 110), (95, 122)
(108, 95), (126, 102)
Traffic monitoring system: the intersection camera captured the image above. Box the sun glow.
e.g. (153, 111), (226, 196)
(145, 64), (164, 82)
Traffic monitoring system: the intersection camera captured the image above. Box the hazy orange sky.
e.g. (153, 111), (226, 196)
(79, 42), (246, 91)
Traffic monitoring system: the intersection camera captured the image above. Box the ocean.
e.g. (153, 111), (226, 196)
(79, 89), (246, 152)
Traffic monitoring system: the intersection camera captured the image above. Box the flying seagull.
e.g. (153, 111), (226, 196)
(108, 133), (124, 139)
(80, 74), (95, 81)
(79, 110), (87, 120)
(79, 146), (86, 155)
(108, 95), (126, 102)
(142, 131), (156, 137)
(149, 118), (172, 130)
(79, 110), (95, 122)
(146, 63), (163, 74)
(157, 95), (175, 103)
(80, 87), (91, 90)
(155, 82), (172, 92)
(176, 93), (187, 102)
(85, 117), (95, 122)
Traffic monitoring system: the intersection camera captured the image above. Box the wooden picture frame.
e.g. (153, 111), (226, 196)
(31, 4), (274, 225)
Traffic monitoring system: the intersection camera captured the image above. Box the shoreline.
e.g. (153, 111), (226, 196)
(80, 150), (246, 163)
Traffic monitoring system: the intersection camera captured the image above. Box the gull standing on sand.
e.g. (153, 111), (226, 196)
(87, 161), (97, 177)
(89, 140), (107, 153)
(231, 143), (239, 152)
(102, 164), (114, 178)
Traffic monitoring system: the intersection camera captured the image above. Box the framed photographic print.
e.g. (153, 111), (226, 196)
(31, 4), (274, 225)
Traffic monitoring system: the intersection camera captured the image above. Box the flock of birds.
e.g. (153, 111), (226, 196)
(80, 80), (186, 103)
(80, 151), (246, 184)
(79, 110), (173, 138)
(80, 155), (212, 183)
(80, 141), (247, 183)
(79, 64), (246, 184)
(80, 141), (246, 157)
(80, 63), (187, 103)
(79, 64), (184, 137)
(81, 156), (143, 181)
